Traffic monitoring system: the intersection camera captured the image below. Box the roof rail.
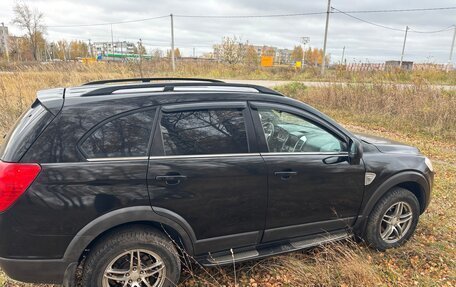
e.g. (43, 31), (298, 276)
(83, 78), (224, 86)
(81, 82), (284, 97)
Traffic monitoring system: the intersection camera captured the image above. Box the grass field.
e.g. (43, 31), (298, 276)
(0, 63), (455, 286)
(1, 61), (456, 85)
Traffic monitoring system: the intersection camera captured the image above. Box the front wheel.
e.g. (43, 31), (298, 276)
(81, 226), (181, 287)
(364, 187), (420, 251)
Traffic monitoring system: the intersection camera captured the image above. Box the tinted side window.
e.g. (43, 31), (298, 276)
(160, 109), (248, 156)
(81, 110), (155, 158)
(258, 108), (347, 153)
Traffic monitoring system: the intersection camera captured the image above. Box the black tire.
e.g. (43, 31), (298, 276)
(81, 226), (181, 287)
(364, 187), (420, 251)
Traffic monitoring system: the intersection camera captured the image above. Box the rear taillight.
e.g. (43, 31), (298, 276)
(0, 161), (41, 212)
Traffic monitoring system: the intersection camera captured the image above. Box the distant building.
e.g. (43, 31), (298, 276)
(251, 45), (292, 65)
(92, 41), (136, 56)
(275, 48), (292, 65)
(212, 42), (293, 65)
(0, 24), (8, 54)
(385, 60), (414, 71)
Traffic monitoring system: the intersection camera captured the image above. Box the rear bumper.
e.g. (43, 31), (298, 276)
(0, 257), (77, 286)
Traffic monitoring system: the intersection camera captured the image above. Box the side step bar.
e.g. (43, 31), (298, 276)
(200, 230), (351, 266)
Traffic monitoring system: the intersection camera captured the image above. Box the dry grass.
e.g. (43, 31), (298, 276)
(177, 240), (383, 287)
(1, 61), (456, 84)
(273, 242), (382, 286)
(0, 63), (455, 287)
(276, 82), (456, 142)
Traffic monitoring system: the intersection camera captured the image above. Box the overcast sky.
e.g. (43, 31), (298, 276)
(1, 0), (455, 63)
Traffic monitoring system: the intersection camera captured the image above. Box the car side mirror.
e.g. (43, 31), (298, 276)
(348, 138), (363, 165)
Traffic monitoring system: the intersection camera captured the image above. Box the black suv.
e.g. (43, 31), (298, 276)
(0, 78), (433, 286)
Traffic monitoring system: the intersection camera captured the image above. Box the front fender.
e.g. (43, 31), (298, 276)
(354, 171), (430, 232)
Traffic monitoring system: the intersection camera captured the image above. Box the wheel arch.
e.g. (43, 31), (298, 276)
(396, 181), (426, 213)
(354, 171), (430, 234)
(63, 206), (196, 265)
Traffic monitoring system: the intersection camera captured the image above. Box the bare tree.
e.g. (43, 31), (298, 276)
(214, 36), (246, 64)
(152, 49), (164, 60)
(12, 2), (46, 61)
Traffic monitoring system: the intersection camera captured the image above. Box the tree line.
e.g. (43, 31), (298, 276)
(214, 36), (329, 66)
(3, 3), (328, 66)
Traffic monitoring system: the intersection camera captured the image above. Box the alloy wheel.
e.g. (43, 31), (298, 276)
(103, 249), (166, 287)
(380, 201), (413, 244)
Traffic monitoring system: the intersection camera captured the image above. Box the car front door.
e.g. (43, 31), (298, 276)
(250, 102), (365, 243)
(147, 101), (268, 254)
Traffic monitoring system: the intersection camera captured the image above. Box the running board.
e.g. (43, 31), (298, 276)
(200, 230), (351, 266)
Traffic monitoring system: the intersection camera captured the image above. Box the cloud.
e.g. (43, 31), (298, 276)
(1, 0), (455, 62)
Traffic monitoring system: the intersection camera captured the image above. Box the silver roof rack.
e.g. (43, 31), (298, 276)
(80, 80), (284, 97)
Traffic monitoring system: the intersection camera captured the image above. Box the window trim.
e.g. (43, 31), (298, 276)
(249, 101), (349, 154)
(86, 156), (149, 162)
(261, 151), (349, 157)
(77, 107), (158, 160)
(161, 101), (247, 113)
(149, 153), (261, 160)
(151, 102), (255, 157)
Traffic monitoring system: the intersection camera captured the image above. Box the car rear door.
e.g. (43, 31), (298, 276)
(147, 101), (268, 254)
(250, 102), (365, 243)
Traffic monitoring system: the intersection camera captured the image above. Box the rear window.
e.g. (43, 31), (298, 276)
(80, 109), (156, 158)
(160, 109), (248, 156)
(0, 101), (54, 162)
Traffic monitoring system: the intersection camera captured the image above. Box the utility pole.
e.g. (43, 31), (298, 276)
(111, 24), (114, 60)
(321, 0), (331, 75)
(50, 43), (54, 61)
(1, 22), (9, 63)
(399, 26), (409, 68)
(170, 13), (176, 71)
(138, 38), (143, 76)
(446, 25), (456, 72)
(88, 39), (92, 58)
(341, 46), (346, 64)
(138, 38), (143, 62)
(301, 37), (310, 70)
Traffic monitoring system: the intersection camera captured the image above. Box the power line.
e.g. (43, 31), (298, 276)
(332, 7), (455, 34)
(159, 7), (456, 19)
(173, 7), (456, 18)
(339, 7), (456, 14)
(173, 11), (326, 18)
(42, 6), (456, 28)
(409, 25), (455, 34)
(332, 7), (405, 31)
(45, 15), (169, 28)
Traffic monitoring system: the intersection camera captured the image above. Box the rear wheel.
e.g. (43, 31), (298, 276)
(364, 187), (420, 251)
(81, 226), (181, 287)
